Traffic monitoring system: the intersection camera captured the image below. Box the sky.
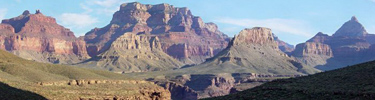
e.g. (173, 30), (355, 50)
(0, 0), (375, 45)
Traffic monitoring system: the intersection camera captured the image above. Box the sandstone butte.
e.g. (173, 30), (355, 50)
(0, 10), (89, 64)
(84, 2), (230, 64)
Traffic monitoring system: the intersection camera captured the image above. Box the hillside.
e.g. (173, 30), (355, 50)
(206, 60), (375, 100)
(174, 27), (319, 75)
(0, 50), (170, 99)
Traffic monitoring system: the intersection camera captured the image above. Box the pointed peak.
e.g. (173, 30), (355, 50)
(351, 16), (358, 22)
(315, 32), (328, 36)
(22, 10), (30, 15)
(332, 16), (367, 37)
(35, 9), (42, 14)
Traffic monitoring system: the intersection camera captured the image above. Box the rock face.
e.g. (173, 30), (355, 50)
(292, 42), (333, 57)
(175, 27), (319, 75)
(332, 16), (368, 37)
(84, 2), (229, 64)
(79, 33), (183, 73)
(292, 16), (375, 70)
(154, 81), (198, 100)
(0, 10), (88, 64)
(185, 74), (235, 98)
(273, 33), (294, 54)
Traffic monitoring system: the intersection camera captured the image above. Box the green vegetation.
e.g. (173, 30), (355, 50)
(0, 50), (165, 99)
(205, 60), (375, 100)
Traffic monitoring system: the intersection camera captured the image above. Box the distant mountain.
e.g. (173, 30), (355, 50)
(333, 16), (368, 37)
(176, 27), (319, 75)
(292, 16), (375, 70)
(206, 60), (375, 100)
(0, 49), (170, 99)
(273, 33), (294, 54)
(0, 10), (89, 64)
(84, 2), (229, 64)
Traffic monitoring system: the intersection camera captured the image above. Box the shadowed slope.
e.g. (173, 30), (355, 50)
(0, 82), (47, 100)
(207, 60), (375, 100)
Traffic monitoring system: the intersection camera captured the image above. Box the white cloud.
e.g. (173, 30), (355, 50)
(0, 8), (7, 20)
(59, 13), (98, 29)
(81, 0), (136, 15)
(215, 18), (314, 37)
(371, 0), (375, 2)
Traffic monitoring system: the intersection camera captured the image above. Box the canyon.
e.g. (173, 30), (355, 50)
(1, 2), (375, 100)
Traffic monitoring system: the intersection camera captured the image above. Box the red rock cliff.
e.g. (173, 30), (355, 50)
(0, 10), (89, 64)
(84, 2), (229, 64)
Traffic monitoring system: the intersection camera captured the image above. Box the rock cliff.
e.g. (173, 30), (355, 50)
(78, 33), (183, 73)
(178, 27), (319, 75)
(84, 2), (229, 64)
(0, 10), (89, 64)
(332, 16), (368, 37)
(292, 16), (375, 70)
(273, 34), (294, 54)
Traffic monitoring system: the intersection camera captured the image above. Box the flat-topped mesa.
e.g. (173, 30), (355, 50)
(1, 10), (74, 38)
(292, 42), (333, 57)
(231, 27), (276, 46)
(85, 2), (229, 64)
(332, 16), (368, 37)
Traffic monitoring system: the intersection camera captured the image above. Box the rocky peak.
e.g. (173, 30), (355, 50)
(0, 10), (89, 64)
(35, 9), (42, 14)
(22, 10), (30, 16)
(85, 2), (229, 64)
(231, 27), (275, 46)
(315, 32), (328, 37)
(120, 2), (149, 11)
(1, 10), (74, 38)
(333, 16), (368, 37)
(307, 32), (331, 43)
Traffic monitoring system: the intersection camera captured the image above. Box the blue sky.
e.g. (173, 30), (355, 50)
(0, 0), (375, 45)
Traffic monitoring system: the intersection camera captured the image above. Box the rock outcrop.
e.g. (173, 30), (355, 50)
(292, 16), (375, 70)
(0, 10), (89, 64)
(84, 2), (229, 64)
(176, 27), (319, 75)
(332, 16), (368, 37)
(292, 42), (333, 57)
(78, 33), (183, 73)
(273, 33), (294, 54)
(154, 81), (198, 100)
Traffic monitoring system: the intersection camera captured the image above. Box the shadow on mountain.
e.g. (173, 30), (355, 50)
(0, 82), (47, 100)
(316, 55), (375, 71)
